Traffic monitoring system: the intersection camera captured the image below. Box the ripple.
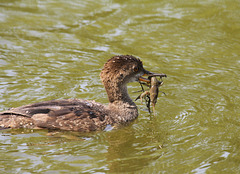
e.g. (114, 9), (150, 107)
(0, 13), (7, 22)
(0, 0), (240, 173)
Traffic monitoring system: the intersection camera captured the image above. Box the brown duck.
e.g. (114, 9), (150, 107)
(0, 55), (166, 132)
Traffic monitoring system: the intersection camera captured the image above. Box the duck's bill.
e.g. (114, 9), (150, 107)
(139, 70), (167, 83)
(144, 70), (167, 78)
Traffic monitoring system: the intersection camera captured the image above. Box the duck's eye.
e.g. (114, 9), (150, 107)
(133, 67), (139, 72)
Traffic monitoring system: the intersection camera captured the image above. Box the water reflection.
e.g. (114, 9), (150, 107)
(1, 120), (168, 173)
(105, 124), (166, 172)
(0, 0), (240, 173)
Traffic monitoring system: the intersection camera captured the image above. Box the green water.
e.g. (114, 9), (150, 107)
(0, 0), (240, 173)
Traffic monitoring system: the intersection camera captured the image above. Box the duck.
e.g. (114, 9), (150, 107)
(0, 55), (166, 132)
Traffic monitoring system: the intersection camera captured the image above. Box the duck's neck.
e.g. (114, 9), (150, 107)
(104, 82), (138, 122)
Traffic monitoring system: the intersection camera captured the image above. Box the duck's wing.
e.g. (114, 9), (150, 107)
(0, 99), (110, 131)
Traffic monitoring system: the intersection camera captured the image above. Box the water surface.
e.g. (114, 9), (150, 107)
(0, 0), (240, 173)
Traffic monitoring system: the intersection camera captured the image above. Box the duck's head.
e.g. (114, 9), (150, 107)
(100, 55), (166, 85)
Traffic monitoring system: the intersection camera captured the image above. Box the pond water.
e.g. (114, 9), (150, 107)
(0, 0), (240, 173)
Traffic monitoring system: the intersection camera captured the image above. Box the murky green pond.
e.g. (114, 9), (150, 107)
(1, 0), (240, 173)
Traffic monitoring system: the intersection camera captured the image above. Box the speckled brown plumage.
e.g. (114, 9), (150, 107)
(0, 55), (166, 132)
(0, 99), (113, 132)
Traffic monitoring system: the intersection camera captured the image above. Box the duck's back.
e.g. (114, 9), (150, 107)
(0, 99), (111, 132)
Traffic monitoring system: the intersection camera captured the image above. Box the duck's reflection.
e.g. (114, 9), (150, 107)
(104, 119), (168, 173)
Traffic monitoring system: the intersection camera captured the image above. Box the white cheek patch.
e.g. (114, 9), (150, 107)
(127, 72), (143, 83)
